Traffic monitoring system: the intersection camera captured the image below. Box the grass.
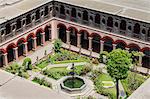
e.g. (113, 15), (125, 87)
(121, 71), (147, 97)
(36, 60), (49, 69)
(53, 60), (86, 64)
(43, 65), (84, 80)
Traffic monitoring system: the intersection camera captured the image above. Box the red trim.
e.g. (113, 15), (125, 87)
(78, 29), (90, 36)
(26, 33), (35, 41)
(6, 43), (16, 51)
(127, 43), (141, 50)
(114, 40), (127, 47)
(90, 33), (101, 38)
(0, 49), (6, 53)
(140, 47), (150, 52)
(101, 36), (114, 43)
(68, 26), (78, 32)
(16, 38), (26, 46)
(57, 23), (67, 29)
(35, 28), (44, 35)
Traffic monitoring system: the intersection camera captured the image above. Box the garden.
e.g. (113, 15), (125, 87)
(3, 39), (149, 99)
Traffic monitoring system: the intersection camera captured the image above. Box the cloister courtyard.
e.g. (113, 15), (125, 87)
(0, 40), (149, 99)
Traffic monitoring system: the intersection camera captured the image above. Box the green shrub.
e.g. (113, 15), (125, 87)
(22, 58), (32, 70)
(53, 39), (62, 53)
(99, 51), (109, 63)
(32, 77), (52, 88)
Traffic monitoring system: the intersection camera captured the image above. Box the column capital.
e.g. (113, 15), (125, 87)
(13, 47), (18, 50)
(125, 47), (129, 50)
(23, 42), (28, 45)
(41, 32), (45, 35)
(3, 53), (8, 56)
(33, 37), (37, 40)
(77, 33), (81, 36)
(88, 37), (93, 40)
(100, 40), (104, 43)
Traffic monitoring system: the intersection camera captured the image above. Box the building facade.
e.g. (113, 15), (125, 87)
(0, 0), (149, 68)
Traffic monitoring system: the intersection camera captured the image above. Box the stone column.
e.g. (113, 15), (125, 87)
(33, 37), (37, 51)
(24, 42), (28, 56)
(77, 33), (81, 48)
(13, 47), (18, 61)
(48, 28), (51, 41)
(113, 44), (117, 50)
(21, 18), (26, 31)
(66, 30), (70, 44)
(100, 40), (104, 52)
(31, 13), (36, 26)
(3, 53), (8, 66)
(139, 55), (143, 66)
(41, 32), (45, 46)
(88, 37), (93, 51)
(51, 20), (58, 40)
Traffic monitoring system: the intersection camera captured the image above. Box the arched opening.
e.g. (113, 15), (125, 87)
(92, 34), (101, 53)
(58, 24), (67, 43)
(115, 40), (127, 50)
(27, 34), (34, 51)
(44, 26), (51, 41)
(7, 44), (16, 63)
(103, 37), (113, 52)
(83, 10), (88, 21)
(36, 31), (42, 46)
(142, 49), (150, 68)
(80, 30), (89, 50)
(0, 51), (4, 67)
(120, 20), (126, 30)
(107, 17), (113, 27)
(95, 14), (100, 24)
(16, 19), (21, 30)
(134, 23), (140, 34)
(71, 8), (76, 18)
(44, 6), (49, 16)
(26, 14), (31, 25)
(6, 23), (11, 35)
(60, 5), (65, 15)
(128, 44), (140, 52)
(17, 39), (25, 57)
(35, 9), (40, 20)
(69, 27), (78, 46)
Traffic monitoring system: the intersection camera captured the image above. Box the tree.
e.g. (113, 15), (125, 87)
(22, 58), (32, 70)
(53, 39), (62, 53)
(106, 49), (132, 99)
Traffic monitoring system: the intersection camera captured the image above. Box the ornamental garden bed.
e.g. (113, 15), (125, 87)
(42, 64), (92, 80)
(32, 77), (52, 89)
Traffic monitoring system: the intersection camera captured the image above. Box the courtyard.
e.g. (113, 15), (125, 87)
(0, 40), (149, 99)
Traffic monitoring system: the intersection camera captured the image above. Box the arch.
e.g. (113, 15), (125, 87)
(114, 40), (127, 47)
(83, 10), (88, 21)
(120, 20), (126, 30)
(26, 33), (35, 41)
(57, 23), (67, 29)
(127, 43), (141, 52)
(60, 5), (65, 14)
(140, 47), (150, 52)
(141, 47), (150, 68)
(90, 33), (101, 38)
(91, 33), (101, 53)
(0, 49), (5, 67)
(71, 8), (76, 18)
(68, 26), (78, 33)
(6, 43), (16, 63)
(0, 49), (6, 54)
(16, 38), (26, 45)
(107, 17), (113, 27)
(44, 25), (51, 41)
(78, 29), (90, 35)
(95, 13), (100, 24)
(101, 36), (114, 43)
(6, 43), (16, 51)
(133, 23), (140, 34)
(35, 28), (44, 35)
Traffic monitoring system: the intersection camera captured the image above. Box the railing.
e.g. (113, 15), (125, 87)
(55, 12), (149, 43)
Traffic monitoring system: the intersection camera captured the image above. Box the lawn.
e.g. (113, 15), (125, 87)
(36, 60), (49, 69)
(43, 65), (84, 80)
(121, 71), (148, 97)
